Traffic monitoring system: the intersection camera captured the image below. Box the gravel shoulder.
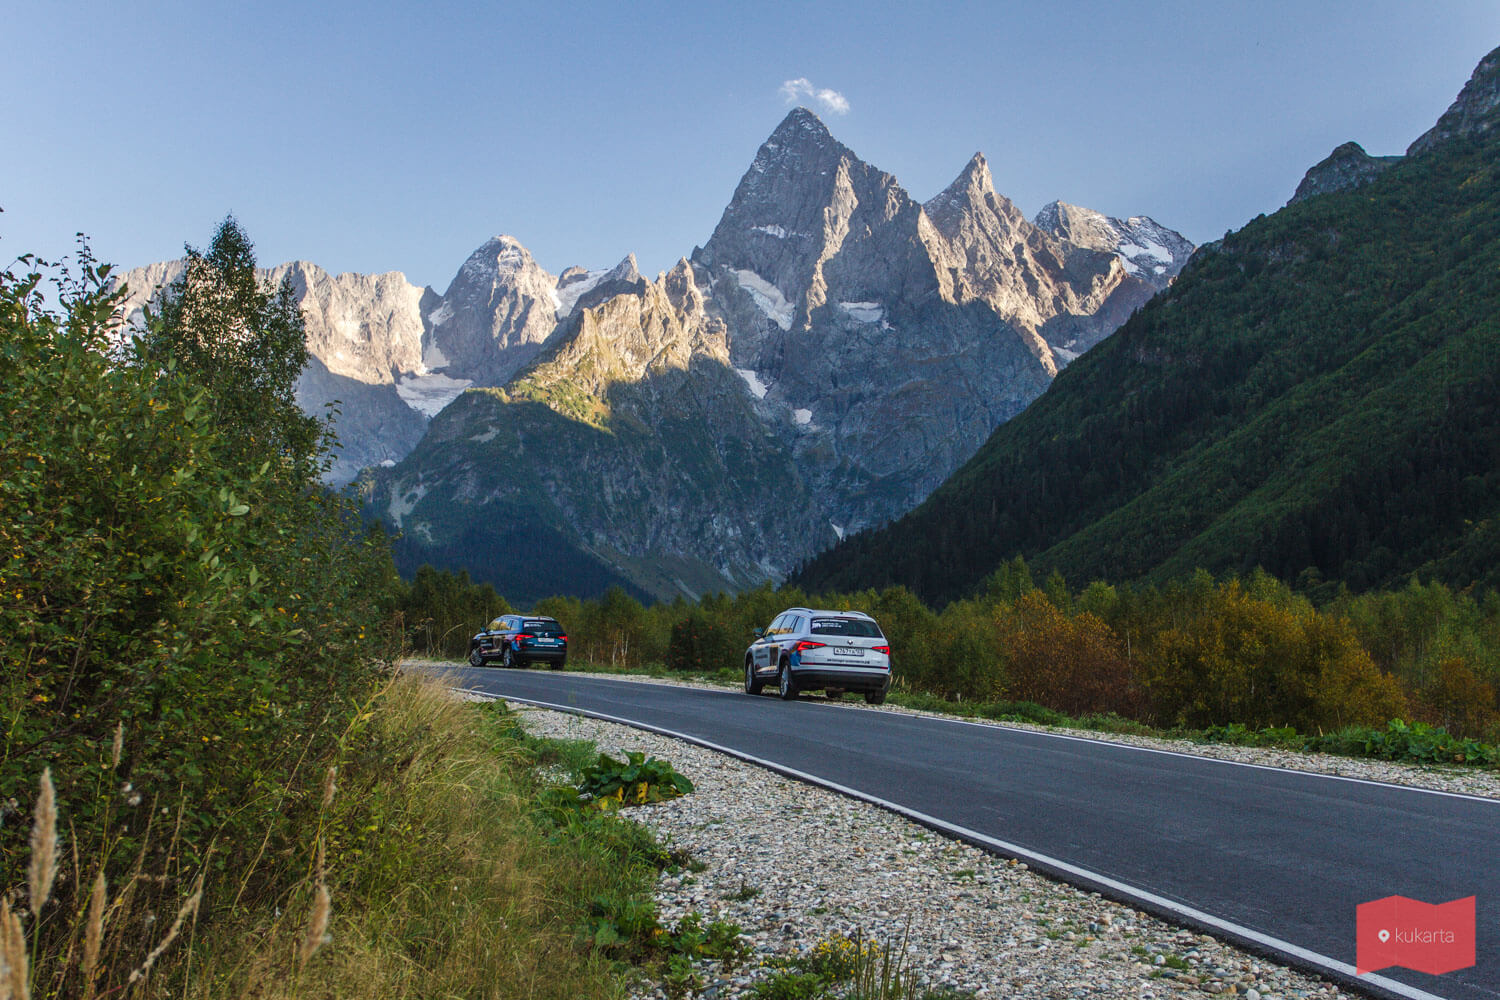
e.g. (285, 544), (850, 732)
(512, 703), (1353, 1000)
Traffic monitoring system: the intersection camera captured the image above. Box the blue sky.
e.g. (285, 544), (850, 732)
(4, 2), (1498, 291)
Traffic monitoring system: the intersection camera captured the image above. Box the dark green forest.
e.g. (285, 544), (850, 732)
(794, 128), (1500, 608)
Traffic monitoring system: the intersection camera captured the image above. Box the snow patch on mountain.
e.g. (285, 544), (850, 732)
(752, 224), (789, 239)
(735, 367), (770, 399)
(839, 301), (885, 323)
(730, 268), (795, 330)
(553, 268), (610, 317)
(421, 340), (451, 371)
(1117, 239), (1174, 264)
(396, 373), (473, 416)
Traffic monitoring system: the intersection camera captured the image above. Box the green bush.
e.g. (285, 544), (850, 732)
(1, 238), (398, 966)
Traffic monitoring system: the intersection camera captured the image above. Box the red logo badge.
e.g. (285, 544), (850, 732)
(1356, 895), (1475, 976)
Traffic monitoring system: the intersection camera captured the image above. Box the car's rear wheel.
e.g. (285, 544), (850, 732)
(501, 646), (516, 669)
(863, 690), (886, 705)
(744, 658), (764, 695)
(469, 647), (484, 669)
(777, 659), (797, 701)
(551, 657), (566, 671)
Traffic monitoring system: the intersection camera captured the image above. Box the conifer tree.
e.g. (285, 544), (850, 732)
(142, 215), (323, 475)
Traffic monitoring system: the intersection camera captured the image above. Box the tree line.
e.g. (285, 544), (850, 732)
(403, 557), (1499, 742)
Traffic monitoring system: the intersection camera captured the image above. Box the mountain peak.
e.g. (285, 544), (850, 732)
(607, 253), (641, 283)
(925, 152), (1021, 238)
(1032, 202), (1193, 289)
(1288, 141), (1402, 205)
(454, 235), (547, 287)
(952, 152), (994, 195)
(771, 106), (832, 144)
(1033, 201), (1106, 239)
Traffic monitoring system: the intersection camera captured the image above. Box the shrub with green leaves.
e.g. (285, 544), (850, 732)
(577, 750), (695, 808)
(1, 235), (399, 958)
(1305, 718), (1499, 765)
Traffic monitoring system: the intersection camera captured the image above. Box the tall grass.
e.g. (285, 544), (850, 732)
(6, 672), (662, 999)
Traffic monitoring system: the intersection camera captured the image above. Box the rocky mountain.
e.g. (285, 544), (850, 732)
(796, 44), (1500, 607)
(1031, 200), (1194, 292)
(372, 260), (830, 602)
(421, 236), (561, 388)
(115, 238), (583, 484)
(1288, 43), (1500, 205)
(1287, 142), (1402, 204)
(358, 109), (1192, 602)
(120, 109), (1193, 601)
(1408, 43), (1500, 156)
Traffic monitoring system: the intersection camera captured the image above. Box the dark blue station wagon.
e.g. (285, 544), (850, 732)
(469, 614), (568, 669)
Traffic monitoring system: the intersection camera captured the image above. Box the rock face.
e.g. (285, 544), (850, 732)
(364, 259), (829, 604)
(1288, 142), (1403, 205)
(360, 108), (1194, 601)
(1409, 43), (1500, 157)
(423, 236), (560, 388)
(1031, 200), (1194, 293)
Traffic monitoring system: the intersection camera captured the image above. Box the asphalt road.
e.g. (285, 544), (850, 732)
(440, 666), (1497, 1000)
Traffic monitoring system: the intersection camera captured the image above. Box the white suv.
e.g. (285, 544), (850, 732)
(744, 608), (891, 704)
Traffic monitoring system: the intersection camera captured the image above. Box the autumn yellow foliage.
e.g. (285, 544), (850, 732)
(1139, 581), (1406, 730)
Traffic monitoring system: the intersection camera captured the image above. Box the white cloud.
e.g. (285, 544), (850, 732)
(779, 77), (850, 115)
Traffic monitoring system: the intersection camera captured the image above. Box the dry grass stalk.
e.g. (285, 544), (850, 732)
(127, 875), (202, 985)
(82, 871), (107, 1000)
(110, 723), (123, 770)
(28, 768), (57, 919)
(322, 765), (337, 809)
(298, 883), (331, 966)
(1, 898), (28, 1000)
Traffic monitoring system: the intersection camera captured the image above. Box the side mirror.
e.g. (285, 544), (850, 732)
(752, 627), (765, 638)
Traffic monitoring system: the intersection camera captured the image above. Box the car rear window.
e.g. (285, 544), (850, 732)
(524, 619), (564, 635)
(810, 618), (883, 638)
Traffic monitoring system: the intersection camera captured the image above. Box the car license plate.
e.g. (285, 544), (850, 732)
(832, 647), (865, 657)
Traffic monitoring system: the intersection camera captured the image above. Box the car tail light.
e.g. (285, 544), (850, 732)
(872, 645), (890, 655)
(558, 634), (567, 642)
(793, 640), (826, 653)
(514, 633), (532, 642)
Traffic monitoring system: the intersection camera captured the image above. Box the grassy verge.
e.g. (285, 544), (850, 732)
(246, 671), (649, 999)
(10, 670), (749, 999)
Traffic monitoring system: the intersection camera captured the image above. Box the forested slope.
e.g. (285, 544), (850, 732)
(795, 130), (1500, 606)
